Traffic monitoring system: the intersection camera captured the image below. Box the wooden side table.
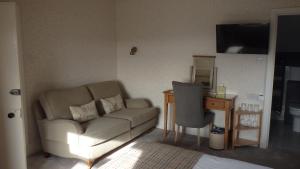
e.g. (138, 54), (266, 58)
(232, 109), (263, 148)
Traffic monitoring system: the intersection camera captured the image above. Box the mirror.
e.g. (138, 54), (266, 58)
(192, 55), (216, 89)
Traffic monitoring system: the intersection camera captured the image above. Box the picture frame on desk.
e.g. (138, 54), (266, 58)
(191, 65), (218, 93)
(192, 55), (215, 89)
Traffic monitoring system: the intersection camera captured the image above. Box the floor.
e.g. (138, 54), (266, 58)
(28, 128), (300, 169)
(269, 120), (300, 154)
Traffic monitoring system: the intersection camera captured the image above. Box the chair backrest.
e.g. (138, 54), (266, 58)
(172, 81), (205, 128)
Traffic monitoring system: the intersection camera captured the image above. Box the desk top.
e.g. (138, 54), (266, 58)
(163, 90), (237, 101)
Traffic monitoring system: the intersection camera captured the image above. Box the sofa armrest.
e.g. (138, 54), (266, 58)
(125, 99), (150, 109)
(38, 119), (83, 144)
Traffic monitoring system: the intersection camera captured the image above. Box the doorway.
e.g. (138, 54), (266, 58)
(268, 14), (300, 153)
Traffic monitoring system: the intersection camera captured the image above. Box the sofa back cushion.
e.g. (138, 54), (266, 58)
(87, 81), (122, 100)
(39, 86), (93, 120)
(69, 101), (99, 122)
(100, 94), (125, 114)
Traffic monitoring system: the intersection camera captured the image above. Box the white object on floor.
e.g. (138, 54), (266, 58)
(289, 104), (300, 132)
(193, 154), (271, 169)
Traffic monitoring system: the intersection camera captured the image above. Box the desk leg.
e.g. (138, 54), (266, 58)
(172, 103), (176, 132)
(224, 111), (229, 150)
(163, 100), (168, 141)
(229, 107), (234, 149)
(232, 111), (236, 149)
(224, 102), (230, 150)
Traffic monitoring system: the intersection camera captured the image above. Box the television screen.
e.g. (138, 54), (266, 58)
(216, 24), (270, 54)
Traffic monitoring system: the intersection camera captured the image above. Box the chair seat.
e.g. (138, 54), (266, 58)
(79, 117), (130, 146)
(176, 111), (214, 128)
(105, 108), (158, 128)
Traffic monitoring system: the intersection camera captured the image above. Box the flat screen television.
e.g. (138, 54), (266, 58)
(216, 23), (270, 54)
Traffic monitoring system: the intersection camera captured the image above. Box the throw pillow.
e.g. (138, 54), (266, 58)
(100, 94), (125, 114)
(69, 101), (99, 122)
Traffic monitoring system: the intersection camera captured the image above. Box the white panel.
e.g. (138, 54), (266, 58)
(0, 2), (27, 169)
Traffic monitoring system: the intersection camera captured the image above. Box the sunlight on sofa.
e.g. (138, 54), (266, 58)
(67, 132), (130, 159)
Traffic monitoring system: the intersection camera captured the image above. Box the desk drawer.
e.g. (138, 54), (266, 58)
(206, 99), (225, 110)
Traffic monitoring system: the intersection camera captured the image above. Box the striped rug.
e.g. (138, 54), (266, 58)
(93, 141), (271, 169)
(94, 142), (202, 169)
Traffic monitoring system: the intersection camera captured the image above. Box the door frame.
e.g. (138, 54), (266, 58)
(0, 1), (28, 167)
(261, 8), (300, 148)
(16, 1), (28, 157)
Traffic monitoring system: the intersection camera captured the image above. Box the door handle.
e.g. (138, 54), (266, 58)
(8, 112), (15, 119)
(9, 89), (21, 96)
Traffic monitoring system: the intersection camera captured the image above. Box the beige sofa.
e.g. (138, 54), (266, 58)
(35, 81), (158, 167)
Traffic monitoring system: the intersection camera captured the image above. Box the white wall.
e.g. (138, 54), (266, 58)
(16, 0), (117, 155)
(116, 0), (300, 137)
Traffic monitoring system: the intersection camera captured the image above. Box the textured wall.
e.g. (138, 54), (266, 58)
(116, 0), (300, 138)
(17, 0), (117, 155)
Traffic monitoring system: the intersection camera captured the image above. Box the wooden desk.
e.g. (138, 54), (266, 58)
(163, 90), (236, 149)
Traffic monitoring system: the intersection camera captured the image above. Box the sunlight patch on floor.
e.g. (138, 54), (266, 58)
(106, 142), (138, 160)
(69, 142), (143, 169)
(71, 162), (88, 169)
(94, 142), (143, 169)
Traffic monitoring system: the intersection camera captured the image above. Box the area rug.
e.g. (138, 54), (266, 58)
(92, 142), (271, 169)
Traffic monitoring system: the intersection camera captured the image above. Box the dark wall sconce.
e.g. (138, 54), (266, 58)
(130, 47), (138, 55)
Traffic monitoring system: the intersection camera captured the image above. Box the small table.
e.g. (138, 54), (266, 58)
(232, 109), (263, 149)
(163, 90), (237, 150)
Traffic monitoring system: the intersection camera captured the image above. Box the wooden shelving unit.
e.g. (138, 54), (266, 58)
(232, 109), (263, 149)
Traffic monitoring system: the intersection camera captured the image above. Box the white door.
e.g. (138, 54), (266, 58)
(0, 2), (27, 169)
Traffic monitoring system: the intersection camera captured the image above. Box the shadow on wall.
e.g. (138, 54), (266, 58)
(118, 80), (158, 110)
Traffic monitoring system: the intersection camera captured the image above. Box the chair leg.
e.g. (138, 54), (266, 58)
(182, 126), (186, 137)
(209, 122), (213, 137)
(209, 122), (213, 130)
(175, 125), (180, 144)
(179, 126), (183, 142)
(197, 128), (201, 146)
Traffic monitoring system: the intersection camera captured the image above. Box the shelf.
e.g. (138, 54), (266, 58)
(234, 138), (259, 146)
(235, 110), (262, 115)
(235, 125), (260, 130)
(233, 109), (262, 149)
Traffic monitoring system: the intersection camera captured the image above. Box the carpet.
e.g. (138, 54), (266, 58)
(94, 142), (201, 169)
(92, 142), (271, 169)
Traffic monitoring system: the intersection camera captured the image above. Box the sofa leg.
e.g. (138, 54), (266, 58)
(87, 160), (94, 169)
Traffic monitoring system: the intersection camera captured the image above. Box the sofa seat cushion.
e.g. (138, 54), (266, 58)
(79, 117), (130, 147)
(105, 108), (158, 128)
